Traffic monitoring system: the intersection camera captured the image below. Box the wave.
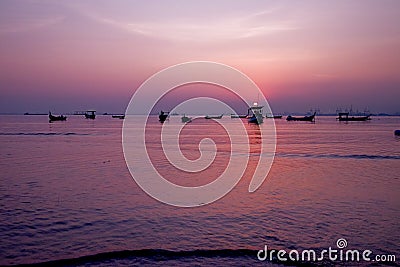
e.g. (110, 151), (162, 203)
(0, 132), (90, 136)
(8, 248), (327, 267)
(277, 153), (400, 160)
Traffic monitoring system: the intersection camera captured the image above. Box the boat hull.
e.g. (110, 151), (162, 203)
(49, 113), (67, 122)
(248, 115), (263, 124)
(286, 113), (316, 122)
(205, 115), (223, 119)
(159, 114), (168, 122)
(181, 116), (192, 123)
(337, 116), (370, 121)
(231, 115), (247, 118)
(112, 115), (125, 119)
(85, 114), (96, 119)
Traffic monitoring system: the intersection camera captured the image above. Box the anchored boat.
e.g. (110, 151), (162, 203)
(205, 114), (223, 119)
(266, 115), (282, 119)
(159, 111), (169, 123)
(247, 103), (264, 124)
(181, 114), (192, 123)
(49, 111), (67, 122)
(231, 114), (247, 118)
(112, 115), (125, 119)
(85, 110), (96, 119)
(286, 112), (316, 122)
(337, 112), (370, 122)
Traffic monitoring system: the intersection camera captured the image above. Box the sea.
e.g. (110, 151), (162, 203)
(0, 115), (399, 266)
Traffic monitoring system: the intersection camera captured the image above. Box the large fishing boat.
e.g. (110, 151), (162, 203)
(247, 103), (263, 124)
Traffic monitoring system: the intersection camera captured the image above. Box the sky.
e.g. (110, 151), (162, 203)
(0, 0), (399, 114)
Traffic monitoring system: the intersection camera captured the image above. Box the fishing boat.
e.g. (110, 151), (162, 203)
(231, 114), (247, 118)
(247, 103), (263, 124)
(159, 111), (169, 123)
(85, 110), (96, 119)
(205, 114), (223, 119)
(337, 112), (370, 122)
(286, 112), (316, 122)
(112, 115), (125, 119)
(181, 114), (192, 123)
(49, 111), (67, 122)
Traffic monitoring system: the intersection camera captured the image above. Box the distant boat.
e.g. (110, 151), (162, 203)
(159, 111), (169, 123)
(85, 110), (96, 119)
(181, 114), (192, 123)
(337, 112), (370, 122)
(205, 114), (223, 119)
(25, 112), (47, 115)
(286, 112), (316, 122)
(247, 103), (263, 124)
(231, 114), (247, 118)
(112, 115), (125, 119)
(266, 115), (282, 119)
(49, 111), (66, 122)
(395, 130), (400, 136)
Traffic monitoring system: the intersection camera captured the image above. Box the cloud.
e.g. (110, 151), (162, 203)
(0, 16), (65, 34)
(86, 10), (297, 42)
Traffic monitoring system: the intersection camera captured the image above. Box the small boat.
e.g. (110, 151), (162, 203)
(337, 112), (370, 122)
(205, 114), (223, 119)
(395, 130), (400, 136)
(231, 114), (247, 118)
(181, 114), (192, 123)
(112, 115), (125, 119)
(159, 111), (169, 123)
(247, 103), (263, 124)
(49, 111), (67, 122)
(266, 115), (282, 119)
(85, 110), (96, 119)
(286, 112), (316, 122)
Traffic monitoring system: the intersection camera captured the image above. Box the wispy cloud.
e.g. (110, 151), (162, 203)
(0, 16), (65, 34)
(87, 10), (296, 42)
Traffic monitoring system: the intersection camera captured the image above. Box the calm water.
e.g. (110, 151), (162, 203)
(0, 115), (399, 266)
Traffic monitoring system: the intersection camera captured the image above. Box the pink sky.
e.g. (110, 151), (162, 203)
(0, 0), (399, 114)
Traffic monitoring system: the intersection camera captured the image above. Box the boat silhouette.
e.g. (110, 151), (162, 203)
(286, 112), (316, 122)
(112, 115), (125, 119)
(205, 114), (223, 119)
(85, 110), (96, 119)
(266, 115), (282, 119)
(48, 111), (67, 123)
(247, 103), (263, 124)
(337, 112), (370, 122)
(231, 114), (247, 118)
(181, 114), (192, 123)
(159, 111), (169, 123)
